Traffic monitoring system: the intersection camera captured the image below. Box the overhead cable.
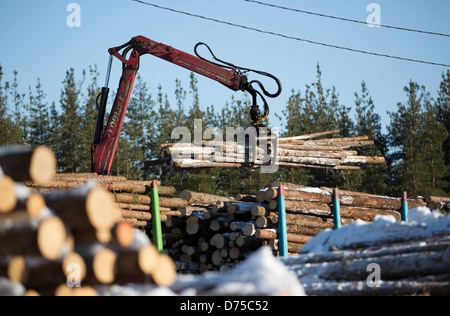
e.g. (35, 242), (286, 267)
(132, 0), (450, 68)
(244, 0), (450, 38)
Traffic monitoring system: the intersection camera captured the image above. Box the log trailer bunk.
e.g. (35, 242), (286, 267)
(91, 36), (282, 175)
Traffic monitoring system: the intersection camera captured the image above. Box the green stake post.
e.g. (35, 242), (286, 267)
(151, 180), (164, 253)
(332, 188), (342, 230)
(401, 191), (409, 222)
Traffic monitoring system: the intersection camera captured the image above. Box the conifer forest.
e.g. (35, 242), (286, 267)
(1, 63), (449, 198)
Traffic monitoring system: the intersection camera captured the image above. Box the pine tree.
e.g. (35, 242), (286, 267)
(56, 68), (84, 173)
(28, 78), (50, 146)
(78, 66), (101, 172)
(47, 101), (60, 155)
(122, 74), (155, 180)
(421, 92), (448, 195)
(387, 81), (427, 196)
(0, 64), (13, 146)
(353, 81), (388, 194)
(436, 70), (450, 194)
(9, 71), (27, 144)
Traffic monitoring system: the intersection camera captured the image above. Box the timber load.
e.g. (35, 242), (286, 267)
(0, 146), (176, 296)
(157, 130), (386, 173)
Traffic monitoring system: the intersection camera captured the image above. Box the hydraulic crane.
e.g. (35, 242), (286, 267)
(91, 36), (282, 175)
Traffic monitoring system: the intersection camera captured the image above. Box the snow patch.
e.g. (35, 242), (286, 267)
(300, 207), (450, 254)
(172, 246), (306, 296)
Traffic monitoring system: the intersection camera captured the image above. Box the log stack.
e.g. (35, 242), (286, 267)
(253, 181), (428, 253)
(0, 146), (176, 296)
(158, 130), (386, 172)
(425, 196), (450, 214)
(25, 173), (182, 231)
(282, 235), (450, 296)
(152, 180), (428, 274)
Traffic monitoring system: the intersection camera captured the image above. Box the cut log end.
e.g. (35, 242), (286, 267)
(93, 248), (117, 285)
(113, 221), (135, 248)
(0, 176), (17, 213)
(37, 216), (67, 260)
(86, 187), (121, 231)
(27, 193), (45, 218)
(62, 252), (87, 282)
(8, 256), (27, 284)
(29, 146), (57, 185)
(151, 254), (176, 287)
(138, 244), (160, 275)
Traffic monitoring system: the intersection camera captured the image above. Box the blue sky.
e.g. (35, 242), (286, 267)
(1, 0), (449, 133)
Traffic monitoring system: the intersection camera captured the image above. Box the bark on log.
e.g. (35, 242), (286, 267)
(180, 190), (234, 205)
(8, 256), (65, 290)
(0, 216), (69, 260)
(44, 183), (122, 232)
(269, 199), (401, 221)
(0, 146), (56, 184)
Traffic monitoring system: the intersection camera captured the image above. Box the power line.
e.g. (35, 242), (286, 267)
(132, 0), (450, 68)
(244, 0), (450, 38)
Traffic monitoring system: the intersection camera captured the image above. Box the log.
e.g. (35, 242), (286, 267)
(93, 245), (163, 285)
(265, 186), (416, 211)
(180, 190), (234, 205)
(0, 216), (69, 260)
(8, 256), (65, 290)
(0, 176), (17, 213)
(320, 246), (450, 282)
(234, 194), (257, 203)
(44, 183), (122, 232)
(255, 229), (313, 244)
(0, 146), (56, 184)
(118, 203), (151, 212)
(269, 199), (401, 221)
(426, 196), (450, 204)
(276, 130), (341, 142)
(0, 181), (46, 220)
(121, 209), (152, 221)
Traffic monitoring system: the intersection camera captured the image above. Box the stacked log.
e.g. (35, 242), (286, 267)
(158, 130), (386, 172)
(25, 173), (182, 231)
(282, 235), (450, 296)
(0, 146), (176, 296)
(425, 196), (450, 214)
(254, 181), (427, 252)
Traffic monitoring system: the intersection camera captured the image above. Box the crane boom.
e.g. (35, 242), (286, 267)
(91, 36), (281, 175)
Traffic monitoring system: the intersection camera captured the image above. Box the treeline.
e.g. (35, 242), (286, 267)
(0, 63), (449, 198)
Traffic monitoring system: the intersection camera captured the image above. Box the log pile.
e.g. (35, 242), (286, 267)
(25, 173), (181, 230)
(282, 235), (450, 296)
(0, 146), (176, 296)
(150, 181), (427, 274)
(158, 130), (386, 172)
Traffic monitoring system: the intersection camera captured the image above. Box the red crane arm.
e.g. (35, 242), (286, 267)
(91, 36), (281, 175)
(91, 36), (249, 175)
